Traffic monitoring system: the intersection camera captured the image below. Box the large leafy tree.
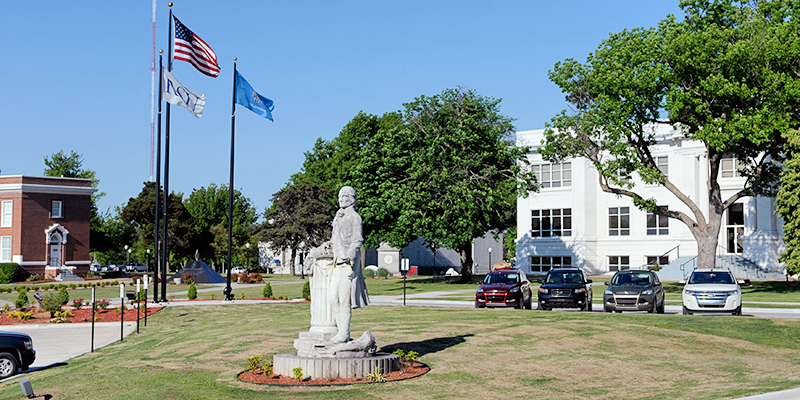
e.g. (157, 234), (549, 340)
(354, 87), (536, 281)
(183, 184), (258, 265)
(542, 0), (799, 269)
(777, 130), (800, 276)
(257, 181), (337, 276)
(43, 150), (108, 252)
(120, 182), (197, 263)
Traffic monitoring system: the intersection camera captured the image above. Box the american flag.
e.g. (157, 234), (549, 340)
(173, 15), (220, 78)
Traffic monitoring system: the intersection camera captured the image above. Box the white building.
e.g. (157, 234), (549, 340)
(515, 127), (785, 279)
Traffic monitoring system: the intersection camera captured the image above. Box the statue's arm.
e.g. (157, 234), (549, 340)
(345, 214), (363, 261)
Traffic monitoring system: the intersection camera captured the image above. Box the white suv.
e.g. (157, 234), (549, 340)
(680, 268), (743, 315)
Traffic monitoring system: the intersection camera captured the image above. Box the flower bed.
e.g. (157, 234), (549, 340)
(0, 306), (164, 325)
(238, 361), (429, 386)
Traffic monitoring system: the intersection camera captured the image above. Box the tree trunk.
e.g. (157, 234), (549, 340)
(289, 247), (297, 276)
(459, 242), (473, 283)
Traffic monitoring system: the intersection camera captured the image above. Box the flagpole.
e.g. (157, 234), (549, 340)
(161, 3), (174, 302)
(225, 60), (238, 301)
(154, 53), (163, 304)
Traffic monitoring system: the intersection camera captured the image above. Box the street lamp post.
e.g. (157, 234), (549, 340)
(488, 247), (492, 270)
(124, 245), (129, 264)
(245, 242), (250, 271)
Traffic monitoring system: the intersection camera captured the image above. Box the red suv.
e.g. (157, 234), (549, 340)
(475, 269), (532, 309)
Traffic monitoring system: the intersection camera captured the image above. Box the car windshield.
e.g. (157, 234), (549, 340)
(545, 272), (582, 284)
(611, 272), (652, 285)
(688, 271), (735, 284)
(484, 273), (519, 285)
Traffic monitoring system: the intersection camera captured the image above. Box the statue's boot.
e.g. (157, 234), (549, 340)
(330, 309), (351, 343)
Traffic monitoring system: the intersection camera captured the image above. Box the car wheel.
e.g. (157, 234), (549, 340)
(648, 301), (656, 313)
(540, 305), (550, 311)
(0, 353), (18, 379)
(683, 306), (692, 315)
(515, 298), (524, 309)
(657, 298), (665, 314)
(733, 306), (742, 316)
(524, 295), (533, 310)
(604, 306), (612, 313)
(588, 300), (593, 312)
(474, 302), (484, 309)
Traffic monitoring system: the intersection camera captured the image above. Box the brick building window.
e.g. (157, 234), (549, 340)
(0, 236), (10, 262)
(1, 200), (11, 227)
(531, 209), (572, 237)
(51, 200), (63, 218)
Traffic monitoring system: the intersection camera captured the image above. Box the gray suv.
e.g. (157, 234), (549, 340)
(603, 269), (665, 313)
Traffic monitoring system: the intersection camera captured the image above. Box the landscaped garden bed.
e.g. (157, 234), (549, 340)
(0, 305), (163, 325)
(238, 361), (429, 386)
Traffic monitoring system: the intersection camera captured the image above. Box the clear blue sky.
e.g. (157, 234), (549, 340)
(1, 1), (683, 217)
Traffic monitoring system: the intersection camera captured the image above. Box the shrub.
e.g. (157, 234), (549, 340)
(210, 293), (216, 300)
(0, 263), (20, 284)
(262, 362), (273, 375)
(262, 282), (273, 298)
(8, 311), (33, 320)
(365, 366), (386, 382)
(302, 281), (310, 301)
(96, 298), (110, 310)
(69, 283), (76, 289)
(240, 291), (246, 300)
(14, 291), (28, 309)
(363, 269), (375, 278)
(42, 292), (63, 316)
(55, 309), (72, 318)
(376, 267), (390, 278)
(292, 367), (303, 381)
(182, 273), (195, 285)
(25, 274), (43, 282)
(246, 355), (263, 371)
(72, 298), (84, 310)
(187, 283), (197, 300)
(57, 287), (70, 305)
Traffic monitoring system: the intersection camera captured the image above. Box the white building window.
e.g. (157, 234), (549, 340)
(647, 206), (669, 235)
(609, 207), (630, 236)
(1, 200), (11, 227)
(656, 156), (668, 177)
(51, 200), (63, 218)
(530, 256), (572, 273)
(533, 162), (571, 188)
(0, 236), (10, 263)
(646, 255), (669, 268)
(720, 155), (741, 178)
(609, 256), (630, 271)
(531, 209), (572, 237)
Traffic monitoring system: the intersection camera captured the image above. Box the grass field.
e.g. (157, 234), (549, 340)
(1, 303), (800, 399)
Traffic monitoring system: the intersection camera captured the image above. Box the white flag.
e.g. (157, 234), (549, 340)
(162, 69), (206, 118)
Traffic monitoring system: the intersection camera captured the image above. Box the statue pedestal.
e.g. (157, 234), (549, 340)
(273, 352), (400, 380)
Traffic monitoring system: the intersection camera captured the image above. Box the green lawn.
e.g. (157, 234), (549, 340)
(1, 304), (799, 399)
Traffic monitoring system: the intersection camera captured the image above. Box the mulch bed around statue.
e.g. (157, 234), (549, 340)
(0, 306), (164, 325)
(238, 362), (429, 386)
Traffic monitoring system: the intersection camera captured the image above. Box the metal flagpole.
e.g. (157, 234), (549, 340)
(225, 60), (238, 301)
(161, 4), (174, 302)
(154, 54), (163, 304)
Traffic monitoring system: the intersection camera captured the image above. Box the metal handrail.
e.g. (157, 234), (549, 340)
(659, 244), (681, 260)
(680, 256), (697, 279)
(642, 245), (682, 271)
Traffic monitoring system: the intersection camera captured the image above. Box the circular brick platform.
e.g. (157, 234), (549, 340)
(273, 352), (400, 380)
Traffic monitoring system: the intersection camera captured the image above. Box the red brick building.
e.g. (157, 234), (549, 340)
(0, 175), (95, 279)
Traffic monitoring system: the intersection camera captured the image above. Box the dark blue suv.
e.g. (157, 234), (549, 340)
(0, 332), (36, 378)
(537, 268), (593, 311)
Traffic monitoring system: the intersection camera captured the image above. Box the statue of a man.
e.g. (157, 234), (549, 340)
(328, 186), (369, 343)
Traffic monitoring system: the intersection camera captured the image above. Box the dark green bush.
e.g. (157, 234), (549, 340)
(262, 282), (273, 298)
(57, 287), (69, 305)
(42, 292), (63, 316)
(302, 281), (310, 301)
(377, 267), (390, 278)
(0, 263), (19, 284)
(187, 282), (197, 300)
(363, 269), (375, 278)
(14, 291), (28, 309)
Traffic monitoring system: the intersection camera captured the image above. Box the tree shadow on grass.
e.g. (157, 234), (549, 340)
(379, 334), (474, 357)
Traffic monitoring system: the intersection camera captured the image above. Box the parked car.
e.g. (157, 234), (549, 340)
(230, 266), (247, 274)
(125, 263), (148, 272)
(537, 268), (593, 311)
(603, 269), (665, 313)
(0, 332), (36, 379)
(475, 268), (532, 309)
(89, 264), (103, 272)
(681, 268), (743, 315)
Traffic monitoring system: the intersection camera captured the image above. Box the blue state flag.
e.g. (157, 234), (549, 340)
(235, 71), (274, 121)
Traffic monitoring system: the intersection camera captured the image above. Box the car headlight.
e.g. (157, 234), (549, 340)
(477, 288), (484, 293)
(24, 340), (32, 350)
(641, 289), (653, 296)
(510, 287), (520, 293)
(538, 288), (549, 294)
(727, 290), (738, 296)
(574, 288), (586, 294)
(604, 289), (612, 295)
(684, 290), (696, 296)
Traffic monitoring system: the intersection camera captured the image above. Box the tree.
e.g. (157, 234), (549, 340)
(542, 0), (798, 269)
(44, 150), (108, 252)
(183, 184), (258, 265)
(777, 130), (800, 276)
(257, 181), (337, 276)
(120, 182), (197, 263)
(353, 87), (536, 282)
